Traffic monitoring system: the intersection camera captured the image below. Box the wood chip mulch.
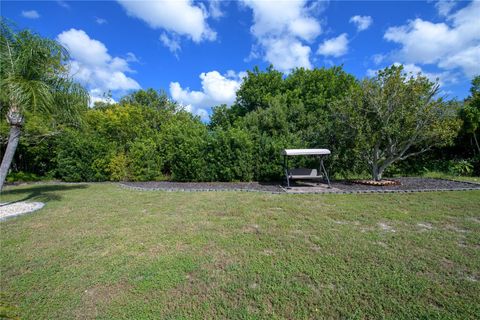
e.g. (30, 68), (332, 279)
(352, 179), (401, 186)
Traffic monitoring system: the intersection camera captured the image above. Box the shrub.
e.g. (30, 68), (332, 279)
(205, 128), (254, 181)
(6, 171), (49, 183)
(448, 159), (474, 176)
(160, 112), (208, 181)
(55, 130), (112, 182)
(127, 138), (163, 181)
(108, 153), (130, 181)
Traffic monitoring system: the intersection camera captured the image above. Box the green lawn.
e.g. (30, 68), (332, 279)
(420, 171), (480, 184)
(1, 183), (479, 319)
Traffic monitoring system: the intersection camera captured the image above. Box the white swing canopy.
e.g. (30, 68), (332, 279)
(281, 148), (331, 188)
(281, 149), (331, 156)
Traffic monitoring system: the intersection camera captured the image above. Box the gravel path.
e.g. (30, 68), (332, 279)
(0, 202), (45, 221)
(121, 181), (282, 192)
(121, 177), (480, 194)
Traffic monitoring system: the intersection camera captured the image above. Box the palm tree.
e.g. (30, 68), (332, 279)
(0, 21), (88, 191)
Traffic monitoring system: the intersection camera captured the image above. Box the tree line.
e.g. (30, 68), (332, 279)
(1, 22), (479, 188)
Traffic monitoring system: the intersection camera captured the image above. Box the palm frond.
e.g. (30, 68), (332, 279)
(0, 18), (88, 122)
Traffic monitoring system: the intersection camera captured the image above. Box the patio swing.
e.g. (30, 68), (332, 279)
(281, 149), (331, 188)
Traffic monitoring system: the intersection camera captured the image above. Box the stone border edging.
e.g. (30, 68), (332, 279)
(119, 183), (480, 195)
(119, 184), (284, 194)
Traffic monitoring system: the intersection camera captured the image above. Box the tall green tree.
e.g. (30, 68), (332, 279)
(235, 65), (284, 114)
(0, 21), (88, 191)
(334, 65), (461, 181)
(460, 76), (480, 154)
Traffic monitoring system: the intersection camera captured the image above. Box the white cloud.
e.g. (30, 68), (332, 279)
(21, 10), (40, 19)
(125, 52), (139, 63)
(372, 53), (386, 65)
(208, 0), (224, 19)
(435, 0), (457, 16)
(95, 17), (107, 25)
(57, 1), (70, 9)
(366, 68), (377, 78)
(438, 45), (480, 77)
(160, 33), (181, 56)
(241, 0), (322, 72)
(384, 1), (480, 78)
(57, 29), (140, 103)
(89, 89), (116, 107)
(58, 29), (110, 66)
(169, 71), (244, 121)
(366, 62), (455, 86)
(263, 37), (313, 71)
(395, 62), (454, 85)
(117, 0), (216, 44)
(317, 33), (349, 57)
(349, 15), (372, 31)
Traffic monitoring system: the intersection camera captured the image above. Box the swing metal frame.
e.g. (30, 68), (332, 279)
(281, 149), (331, 188)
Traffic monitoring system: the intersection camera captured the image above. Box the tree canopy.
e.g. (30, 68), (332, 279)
(333, 65), (461, 180)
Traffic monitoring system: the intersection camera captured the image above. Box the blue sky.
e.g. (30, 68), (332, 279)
(2, 0), (479, 120)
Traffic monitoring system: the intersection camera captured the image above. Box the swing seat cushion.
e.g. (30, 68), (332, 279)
(288, 168), (321, 179)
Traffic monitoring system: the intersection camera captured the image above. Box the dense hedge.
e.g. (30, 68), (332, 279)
(1, 69), (478, 182)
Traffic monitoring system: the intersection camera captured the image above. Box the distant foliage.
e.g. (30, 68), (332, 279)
(3, 66), (472, 182)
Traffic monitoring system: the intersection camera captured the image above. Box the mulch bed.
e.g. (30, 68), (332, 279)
(333, 177), (479, 192)
(121, 181), (283, 192)
(121, 177), (480, 194)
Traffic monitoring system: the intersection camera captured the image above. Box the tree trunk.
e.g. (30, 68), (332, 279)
(0, 125), (21, 192)
(371, 145), (381, 181)
(473, 131), (480, 155)
(376, 166), (384, 181)
(372, 163), (381, 181)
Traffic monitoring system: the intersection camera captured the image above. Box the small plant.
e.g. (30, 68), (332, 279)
(448, 159), (474, 176)
(6, 171), (51, 183)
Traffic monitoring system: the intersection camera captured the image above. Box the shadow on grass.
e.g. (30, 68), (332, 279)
(0, 184), (89, 205)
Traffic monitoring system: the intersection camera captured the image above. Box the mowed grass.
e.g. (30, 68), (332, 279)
(420, 171), (480, 184)
(1, 184), (479, 319)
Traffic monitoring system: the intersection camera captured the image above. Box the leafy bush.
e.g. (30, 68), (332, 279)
(6, 171), (50, 183)
(159, 112), (208, 181)
(205, 128), (254, 181)
(447, 159), (474, 176)
(55, 130), (112, 182)
(127, 138), (163, 181)
(108, 153), (130, 181)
